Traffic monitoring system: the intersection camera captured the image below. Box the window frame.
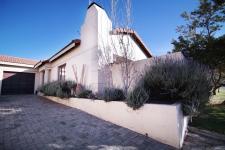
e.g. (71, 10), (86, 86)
(58, 64), (66, 81)
(42, 70), (45, 85)
(48, 69), (51, 83)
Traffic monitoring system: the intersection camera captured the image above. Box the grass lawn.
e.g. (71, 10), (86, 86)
(190, 87), (225, 135)
(210, 87), (225, 105)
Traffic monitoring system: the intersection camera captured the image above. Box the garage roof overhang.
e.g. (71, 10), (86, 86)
(0, 55), (38, 68)
(0, 61), (35, 68)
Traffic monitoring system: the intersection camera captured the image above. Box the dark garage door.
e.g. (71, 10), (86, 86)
(1, 71), (35, 95)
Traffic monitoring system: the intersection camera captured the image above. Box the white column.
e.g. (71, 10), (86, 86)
(44, 69), (48, 84)
(0, 67), (3, 95)
(34, 72), (39, 93)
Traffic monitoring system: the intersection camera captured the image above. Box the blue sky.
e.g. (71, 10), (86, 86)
(0, 0), (210, 60)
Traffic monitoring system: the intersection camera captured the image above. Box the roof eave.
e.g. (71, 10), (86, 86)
(0, 61), (35, 68)
(132, 31), (152, 58)
(110, 29), (153, 58)
(34, 61), (43, 69)
(49, 39), (81, 62)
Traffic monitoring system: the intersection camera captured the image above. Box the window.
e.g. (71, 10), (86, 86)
(58, 64), (66, 81)
(42, 70), (45, 85)
(48, 69), (51, 83)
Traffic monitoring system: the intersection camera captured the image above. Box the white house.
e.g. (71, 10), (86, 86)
(0, 2), (152, 95)
(0, 3), (189, 149)
(34, 2), (152, 92)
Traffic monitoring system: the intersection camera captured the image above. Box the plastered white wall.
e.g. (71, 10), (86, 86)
(37, 5), (101, 91)
(110, 35), (147, 60)
(37, 46), (99, 91)
(97, 5), (148, 65)
(44, 96), (188, 148)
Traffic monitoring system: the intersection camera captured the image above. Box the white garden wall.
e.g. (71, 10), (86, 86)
(99, 52), (185, 91)
(43, 96), (188, 148)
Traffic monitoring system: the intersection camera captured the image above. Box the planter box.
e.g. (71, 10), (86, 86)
(43, 96), (188, 148)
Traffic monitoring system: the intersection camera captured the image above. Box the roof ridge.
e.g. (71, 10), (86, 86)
(88, 2), (103, 9)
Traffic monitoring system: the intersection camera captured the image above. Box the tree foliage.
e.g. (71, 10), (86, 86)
(172, 0), (225, 94)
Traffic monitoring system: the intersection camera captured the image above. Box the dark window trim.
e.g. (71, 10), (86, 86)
(42, 70), (45, 85)
(48, 69), (51, 83)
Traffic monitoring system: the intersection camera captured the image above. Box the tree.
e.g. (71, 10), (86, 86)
(98, 0), (136, 96)
(110, 0), (137, 96)
(172, 0), (225, 94)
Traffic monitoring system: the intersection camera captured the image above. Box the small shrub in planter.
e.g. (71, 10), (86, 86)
(127, 87), (149, 110)
(38, 80), (76, 98)
(38, 81), (60, 96)
(101, 88), (125, 102)
(75, 84), (85, 95)
(60, 81), (76, 98)
(77, 90), (96, 99)
(56, 88), (68, 98)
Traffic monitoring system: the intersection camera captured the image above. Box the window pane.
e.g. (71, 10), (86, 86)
(58, 64), (66, 81)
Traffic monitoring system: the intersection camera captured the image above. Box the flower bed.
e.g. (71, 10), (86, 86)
(41, 95), (188, 148)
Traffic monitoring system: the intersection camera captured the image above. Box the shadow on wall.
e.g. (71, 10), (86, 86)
(98, 66), (113, 92)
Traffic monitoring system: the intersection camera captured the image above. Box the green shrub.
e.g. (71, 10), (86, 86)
(77, 90), (95, 99)
(38, 80), (76, 98)
(60, 81), (76, 97)
(127, 58), (212, 116)
(127, 87), (149, 110)
(56, 88), (68, 98)
(39, 81), (60, 96)
(101, 88), (125, 102)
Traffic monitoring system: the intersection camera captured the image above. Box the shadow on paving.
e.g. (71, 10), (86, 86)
(0, 95), (174, 150)
(183, 127), (225, 150)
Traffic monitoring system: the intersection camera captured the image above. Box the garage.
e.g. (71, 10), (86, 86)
(0, 55), (38, 95)
(1, 71), (35, 95)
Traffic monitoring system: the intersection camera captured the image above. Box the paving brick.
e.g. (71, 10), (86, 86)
(0, 95), (174, 150)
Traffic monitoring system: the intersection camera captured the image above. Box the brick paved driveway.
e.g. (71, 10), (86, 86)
(0, 95), (174, 150)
